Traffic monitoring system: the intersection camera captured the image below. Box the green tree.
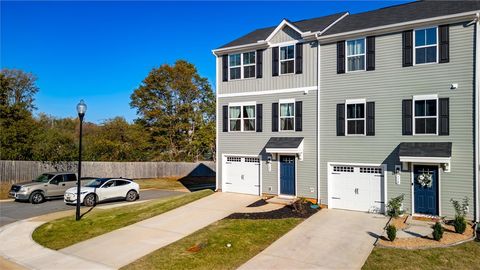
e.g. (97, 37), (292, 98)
(0, 69), (40, 160)
(130, 60), (215, 161)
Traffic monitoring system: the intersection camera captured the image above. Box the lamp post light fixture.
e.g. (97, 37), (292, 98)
(76, 100), (87, 221)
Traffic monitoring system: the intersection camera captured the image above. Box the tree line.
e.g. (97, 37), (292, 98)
(0, 60), (216, 162)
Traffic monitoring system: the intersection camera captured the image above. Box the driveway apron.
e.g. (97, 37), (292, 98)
(239, 209), (387, 270)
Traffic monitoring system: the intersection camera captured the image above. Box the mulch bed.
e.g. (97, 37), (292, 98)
(226, 200), (319, 220)
(247, 199), (268, 208)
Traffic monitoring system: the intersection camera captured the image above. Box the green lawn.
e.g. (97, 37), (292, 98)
(32, 189), (213, 250)
(134, 178), (187, 190)
(122, 218), (303, 270)
(362, 240), (480, 270)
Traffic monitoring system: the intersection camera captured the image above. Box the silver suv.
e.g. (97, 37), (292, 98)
(9, 172), (93, 204)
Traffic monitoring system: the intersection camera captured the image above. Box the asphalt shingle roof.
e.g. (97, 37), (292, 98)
(265, 137), (304, 149)
(398, 142), (452, 158)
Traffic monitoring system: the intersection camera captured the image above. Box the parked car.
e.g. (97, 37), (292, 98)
(9, 172), (95, 204)
(64, 178), (139, 207)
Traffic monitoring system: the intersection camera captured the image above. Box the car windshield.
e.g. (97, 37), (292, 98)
(33, 174), (55, 183)
(85, 178), (108, 188)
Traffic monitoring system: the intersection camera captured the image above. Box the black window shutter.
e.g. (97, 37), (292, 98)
(366, 102), (375, 136)
(272, 103), (278, 132)
(402, 30), (413, 67)
(439, 98), (449, 135)
(295, 101), (302, 131)
(272, 47), (279, 77)
(222, 105), (228, 132)
(256, 104), (263, 132)
(222, 55), (228, 82)
(337, 41), (345, 74)
(439, 25), (449, 63)
(336, 103), (345, 136)
(295, 43), (303, 74)
(256, 49), (263, 78)
(366, 36), (375, 71)
(402, 99), (413, 135)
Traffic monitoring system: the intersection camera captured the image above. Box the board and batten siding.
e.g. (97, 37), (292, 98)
(217, 29), (318, 95)
(217, 90), (318, 199)
(319, 22), (475, 219)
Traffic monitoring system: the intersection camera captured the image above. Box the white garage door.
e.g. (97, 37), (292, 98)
(223, 156), (260, 195)
(329, 165), (384, 213)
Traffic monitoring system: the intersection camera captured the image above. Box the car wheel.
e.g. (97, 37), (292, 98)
(84, 193), (96, 207)
(125, 190), (138, 202)
(29, 191), (44, 204)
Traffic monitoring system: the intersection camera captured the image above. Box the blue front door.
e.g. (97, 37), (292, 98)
(280, 156), (295, 195)
(413, 165), (439, 215)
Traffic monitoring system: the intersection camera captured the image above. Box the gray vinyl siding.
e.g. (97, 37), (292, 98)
(217, 41), (318, 95)
(269, 26), (302, 44)
(217, 90), (318, 199)
(319, 22), (475, 219)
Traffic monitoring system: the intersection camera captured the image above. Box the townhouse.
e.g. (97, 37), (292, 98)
(213, 0), (480, 221)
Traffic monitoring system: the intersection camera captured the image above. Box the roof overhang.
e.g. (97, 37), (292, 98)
(317, 10), (480, 44)
(398, 142), (452, 171)
(212, 41), (269, 56)
(265, 137), (304, 160)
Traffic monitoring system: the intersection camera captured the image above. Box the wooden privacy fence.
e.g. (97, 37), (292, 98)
(0, 160), (216, 184)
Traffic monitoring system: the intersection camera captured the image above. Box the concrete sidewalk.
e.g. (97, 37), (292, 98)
(61, 192), (258, 268)
(239, 209), (387, 270)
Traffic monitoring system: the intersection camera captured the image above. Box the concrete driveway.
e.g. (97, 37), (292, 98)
(239, 209), (387, 270)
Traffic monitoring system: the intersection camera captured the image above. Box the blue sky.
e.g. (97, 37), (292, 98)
(1, 1), (411, 123)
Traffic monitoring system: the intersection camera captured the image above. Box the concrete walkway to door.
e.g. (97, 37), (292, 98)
(239, 209), (387, 270)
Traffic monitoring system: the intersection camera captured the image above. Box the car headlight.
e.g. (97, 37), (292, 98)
(19, 187), (28, 193)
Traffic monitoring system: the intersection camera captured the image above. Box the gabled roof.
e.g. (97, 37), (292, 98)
(217, 12), (347, 49)
(323, 0), (480, 36)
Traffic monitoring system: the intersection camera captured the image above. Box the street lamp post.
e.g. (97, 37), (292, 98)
(76, 100), (87, 221)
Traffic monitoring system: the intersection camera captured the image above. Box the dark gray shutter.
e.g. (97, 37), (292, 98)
(222, 55), (228, 82)
(295, 101), (302, 131)
(256, 104), (263, 132)
(439, 98), (449, 135)
(402, 99), (413, 135)
(336, 103), (345, 136)
(272, 103), (278, 132)
(256, 49), (263, 78)
(272, 47), (279, 76)
(366, 102), (375, 136)
(222, 105), (228, 132)
(439, 25), (449, 63)
(295, 43), (303, 74)
(402, 30), (413, 67)
(366, 36), (375, 71)
(337, 41), (345, 74)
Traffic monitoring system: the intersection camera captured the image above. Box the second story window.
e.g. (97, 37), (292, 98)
(346, 102), (365, 135)
(346, 38), (365, 72)
(414, 98), (437, 135)
(280, 101), (295, 131)
(415, 27), (437, 65)
(229, 52), (256, 80)
(280, 45), (295, 74)
(229, 103), (256, 132)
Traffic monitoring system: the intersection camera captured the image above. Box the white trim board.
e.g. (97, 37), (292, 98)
(266, 19), (304, 42)
(217, 86), (317, 98)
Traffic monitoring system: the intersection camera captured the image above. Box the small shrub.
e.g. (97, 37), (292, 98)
(386, 224), (397, 241)
(453, 216), (467, 234)
(387, 194), (404, 218)
(432, 222), (444, 241)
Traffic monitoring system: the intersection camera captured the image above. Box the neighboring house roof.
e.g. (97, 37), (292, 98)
(217, 12), (347, 49)
(265, 137), (304, 149)
(323, 0), (480, 35)
(398, 142), (452, 158)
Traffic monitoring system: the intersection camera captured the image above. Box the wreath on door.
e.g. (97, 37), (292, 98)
(417, 172), (433, 188)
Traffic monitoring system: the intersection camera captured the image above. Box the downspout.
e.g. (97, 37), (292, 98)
(316, 35), (321, 205)
(475, 13), (480, 222)
(214, 54), (220, 192)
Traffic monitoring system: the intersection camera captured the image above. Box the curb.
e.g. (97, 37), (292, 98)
(0, 199), (14, 203)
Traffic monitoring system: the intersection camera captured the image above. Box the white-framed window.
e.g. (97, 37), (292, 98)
(346, 99), (366, 135)
(228, 102), (256, 132)
(279, 99), (295, 131)
(229, 52), (256, 80)
(413, 95), (438, 135)
(414, 27), (438, 65)
(346, 38), (365, 72)
(280, 45), (295, 74)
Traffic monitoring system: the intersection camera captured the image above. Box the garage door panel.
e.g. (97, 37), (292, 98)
(224, 156), (260, 195)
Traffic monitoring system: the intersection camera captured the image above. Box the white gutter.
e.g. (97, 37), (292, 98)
(215, 56), (219, 192)
(475, 12), (480, 223)
(212, 41), (268, 56)
(317, 38), (321, 205)
(317, 10), (480, 43)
